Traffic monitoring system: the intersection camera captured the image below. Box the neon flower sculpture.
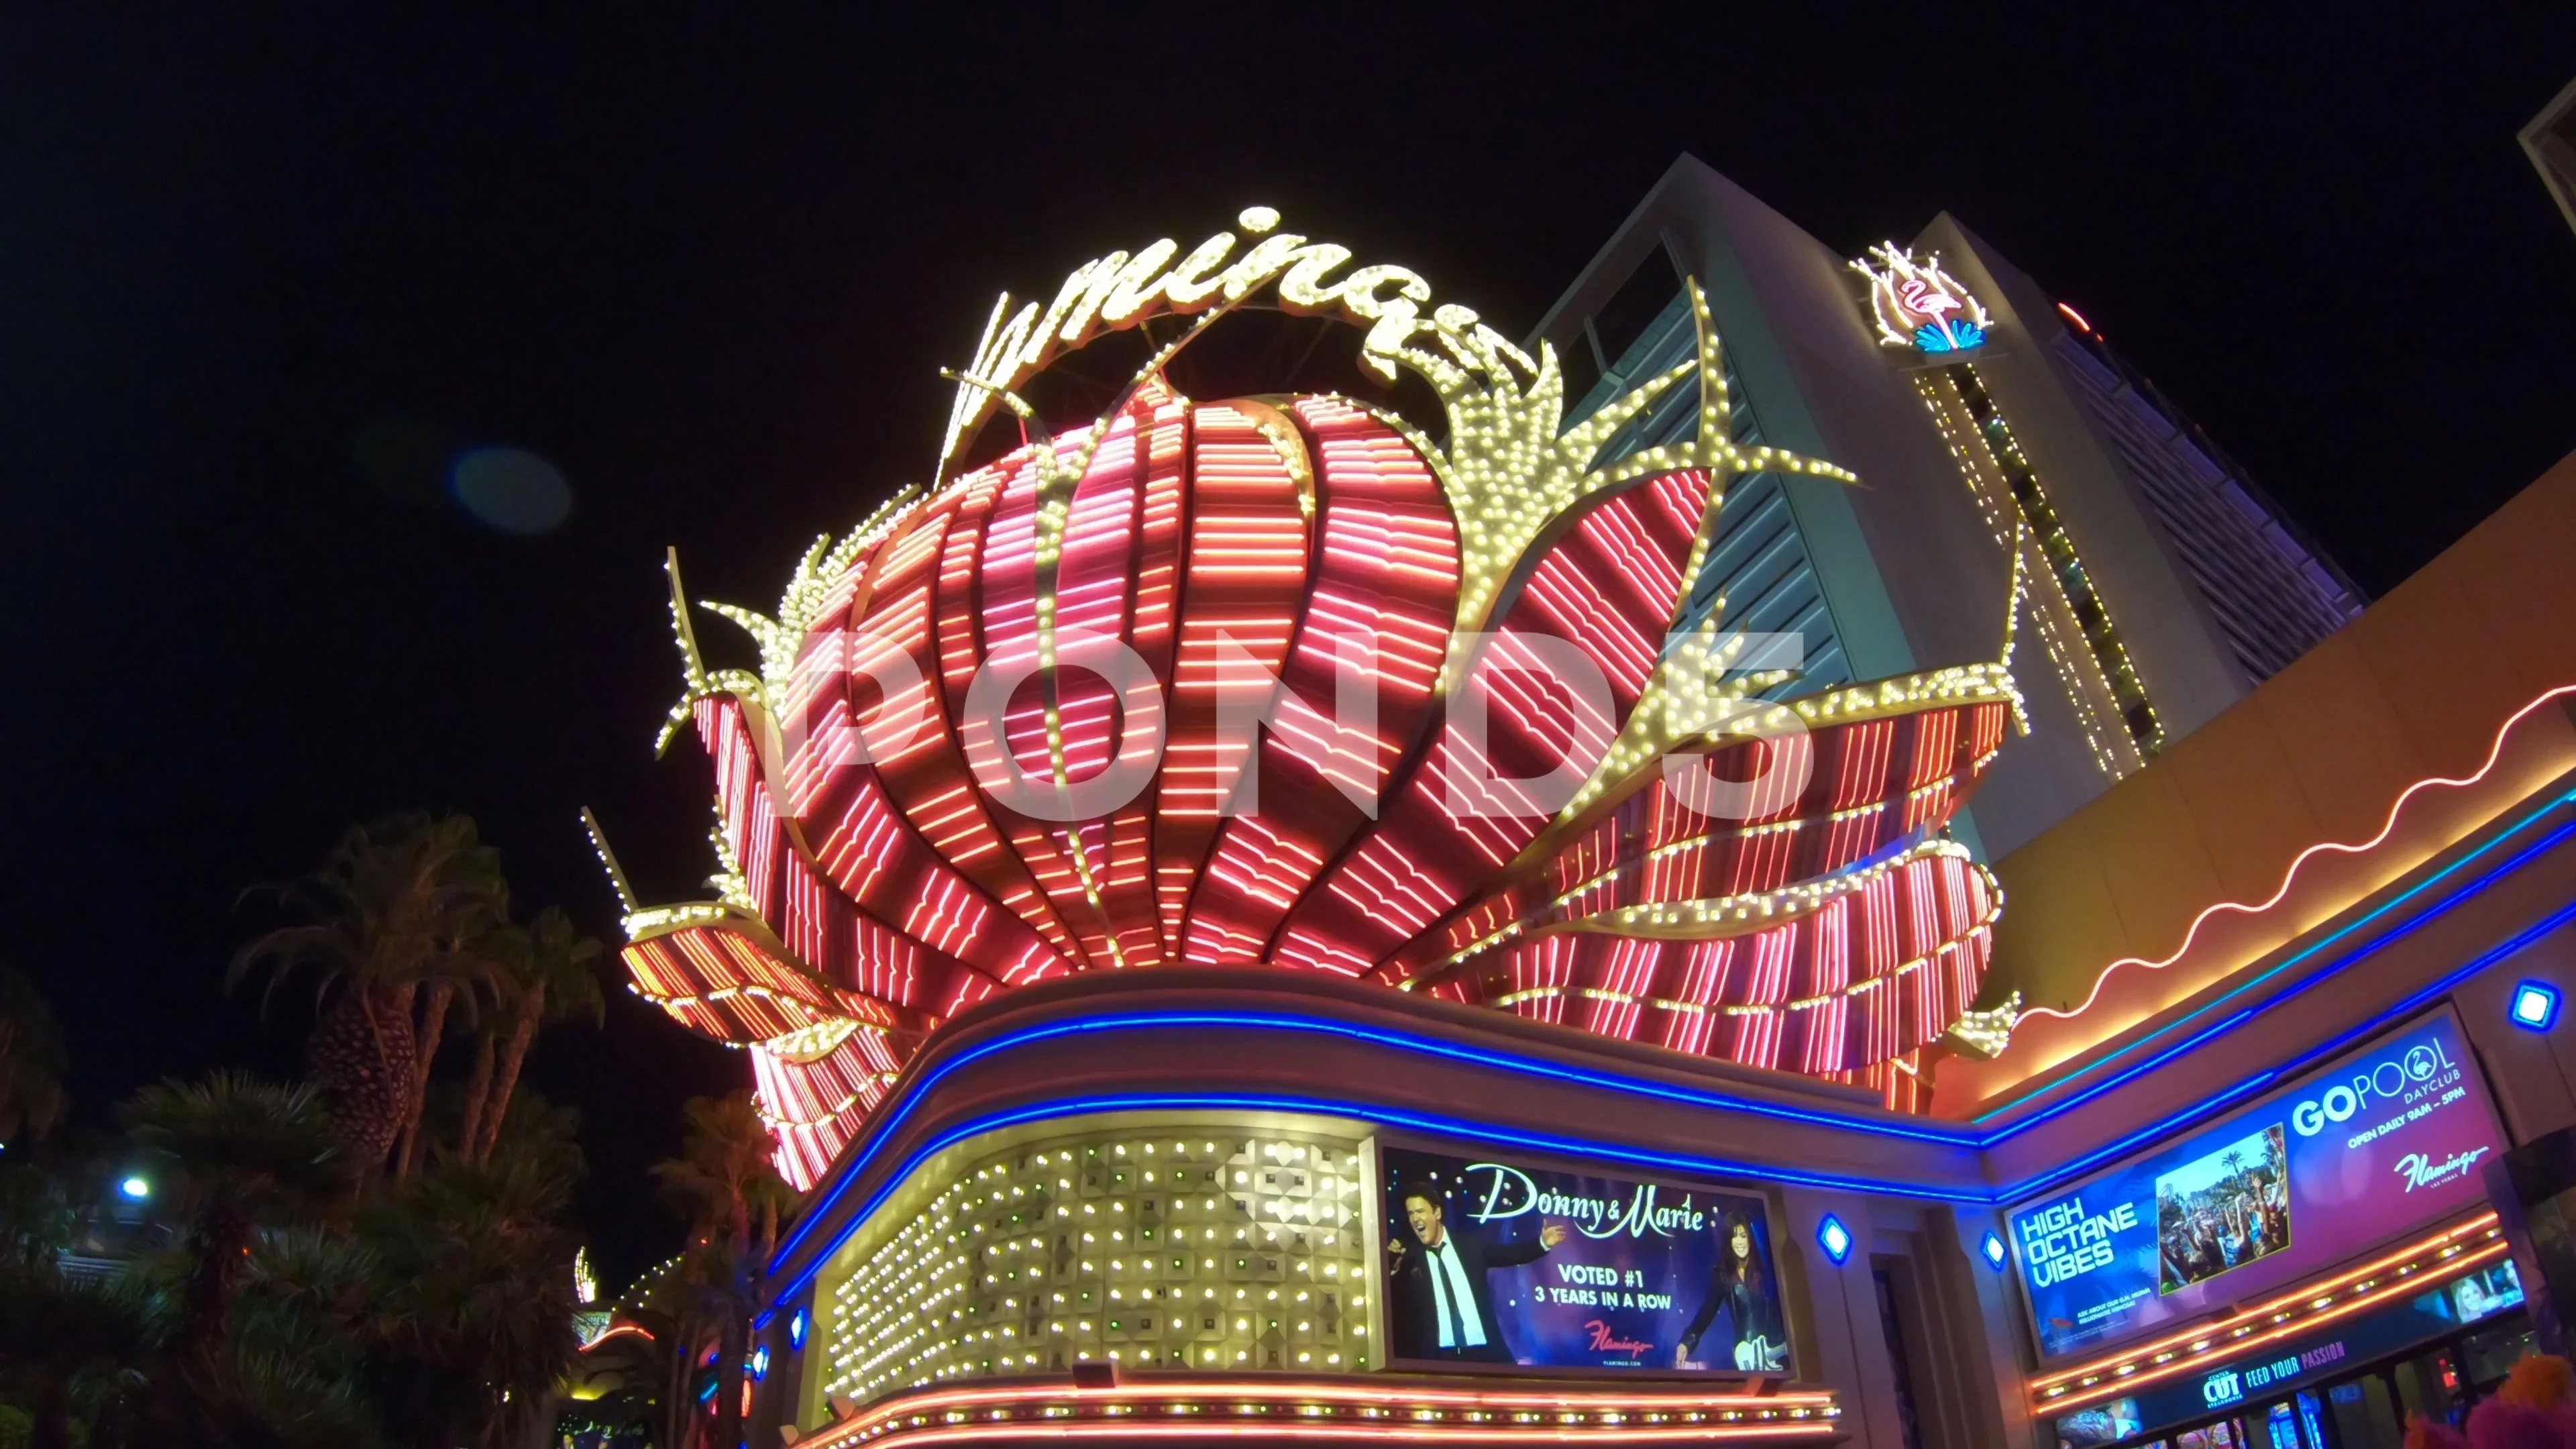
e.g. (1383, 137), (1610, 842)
(1853, 243), (1992, 354)
(606, 210), (2026, 1187)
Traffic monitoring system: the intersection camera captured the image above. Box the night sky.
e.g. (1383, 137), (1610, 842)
(6, 9), (2573, 1287)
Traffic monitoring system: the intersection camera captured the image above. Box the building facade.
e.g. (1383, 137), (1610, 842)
(1533, 158), (2361, 861)
(2527, 76), (2576, 240)
(593, 188), (2576, 1449)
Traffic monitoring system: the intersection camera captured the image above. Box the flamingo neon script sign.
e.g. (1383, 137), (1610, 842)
(1852, 243), (1992, 354)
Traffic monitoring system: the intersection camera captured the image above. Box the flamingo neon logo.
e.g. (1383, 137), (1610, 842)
(1852, 244), (1992, 354)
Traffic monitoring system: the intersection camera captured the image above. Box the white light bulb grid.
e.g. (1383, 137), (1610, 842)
(817, 1128), (1373, 1409)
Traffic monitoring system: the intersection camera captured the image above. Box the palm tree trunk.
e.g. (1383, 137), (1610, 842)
(456, 1029), (496, 1160)
(182, 1208), (252, 1357)
(716, 1238), (750, 1449)
(665, 1332), (688, 1449)
(33, 1377), (72, 1449)
(356, 981), (417, 1179)
(397, 978), (455, 1177)
(476, 984), (543, 1164)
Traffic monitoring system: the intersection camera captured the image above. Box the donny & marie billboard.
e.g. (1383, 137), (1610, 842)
(2007, 1007), (2506, 1362)
(1379, 1146), (1792, 1375)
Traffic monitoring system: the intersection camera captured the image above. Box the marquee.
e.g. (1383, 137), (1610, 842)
(602, 209), (2027, 1186)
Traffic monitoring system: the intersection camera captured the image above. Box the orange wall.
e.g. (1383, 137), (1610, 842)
(1937, 449), (2576, 1111)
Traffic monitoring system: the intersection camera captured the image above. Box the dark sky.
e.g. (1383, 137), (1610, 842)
(5, 8), (2573, 1287)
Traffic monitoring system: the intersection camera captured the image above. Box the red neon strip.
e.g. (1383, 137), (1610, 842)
(809, 1425), (1835, 1448)
(805, 1380), (1839, 1448)
(834, 1381), (1834, 1416)
(2023, 683), (2576, 1028)
(2055, 301), (2093, 334)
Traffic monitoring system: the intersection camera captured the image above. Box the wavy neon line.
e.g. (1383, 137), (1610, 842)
(2020, 682), (2576, 1027)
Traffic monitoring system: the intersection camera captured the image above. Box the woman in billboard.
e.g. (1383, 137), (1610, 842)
(1675, 1212), (1786, 1372)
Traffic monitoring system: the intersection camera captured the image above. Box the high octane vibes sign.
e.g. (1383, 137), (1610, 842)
(2006, 1008), (2507, 1362)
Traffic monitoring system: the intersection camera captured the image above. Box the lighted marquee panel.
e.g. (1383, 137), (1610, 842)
(1855, 241), (2163, 772)
(800, 1379), (1842, 1448)
(610, 211), (2031, 1191)
(812, 1123), (1377, 1414)
(2028, 1214), (2510, 1418)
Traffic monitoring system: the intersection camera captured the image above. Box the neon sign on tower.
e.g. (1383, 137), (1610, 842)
(1852, 242), (1993, 354)
(598, 207), (2028, 1188)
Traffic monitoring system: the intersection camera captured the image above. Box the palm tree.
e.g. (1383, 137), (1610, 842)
(0, 966), (68, 1147)
(653, 1091), (796, 1449)
(590, 1256), (714, 1449)
(232, 814), (507, 1177)
(466, 908), (602, 1164)
(0, 1257), (158, 1447)
(125, 1072), (343, 1358)
(566, 1300), (681, 1448)
(653, 1093), (796, 1269)
(348, 1095), (586, 1448)
(0, 1162), (74, 1267)
(396, 918), (513, 1179)
(204, 1093), (589, 1449)
(455, 1012), (505, 1170)
(142, 1343), (390, 1449)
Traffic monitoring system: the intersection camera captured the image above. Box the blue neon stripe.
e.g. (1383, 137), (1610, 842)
(1979, 802), (2576, 1141)
(763, 787), (2576, 1307)
(764, 1004), (1982, 1272)
(1999, 891), (2576, 1205)
(761, 890), (2576, 1319)
(762, 1087), (1993, 1315)
(1976, 789), (2576, 1126)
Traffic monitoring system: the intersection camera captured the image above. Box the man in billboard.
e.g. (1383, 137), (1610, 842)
(1388, 1179), (1566, 1363)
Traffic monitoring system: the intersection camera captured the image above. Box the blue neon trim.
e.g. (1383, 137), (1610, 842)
(1977, 791), (2576, 1127)
(2001, 892), (2576, 1205)
(765, 1004), (1985, 1275)
(1980, 810), (2576, 1164)
(759, 787), (2576, 1312)
(761, 1088), (1993, 1316)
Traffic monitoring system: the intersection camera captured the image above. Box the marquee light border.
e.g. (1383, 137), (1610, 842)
(620, 202), (2035, 1187)
(800, 1375), (1839, 1449)
(2027, 1213), (2507, 1414)
(757, 784), (2576, 1318)
(758, 1085), (2003, 1324)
